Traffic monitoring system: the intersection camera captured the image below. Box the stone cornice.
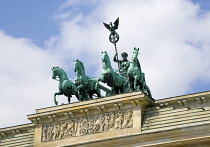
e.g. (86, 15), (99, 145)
(60, 123), (210, 147)
(27, 91), (154, 123)
(156, 91), (210, 108)
(156, 91), (210, 104)
(36, 91), (153, 112)
(0, 123), (34, 138)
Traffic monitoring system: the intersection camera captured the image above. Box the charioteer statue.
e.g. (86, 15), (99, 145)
(113, 52), (130, 75)
(52, 17), (152, 105)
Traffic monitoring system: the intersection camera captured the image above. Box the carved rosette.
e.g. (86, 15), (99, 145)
(41, 109), (133, 142)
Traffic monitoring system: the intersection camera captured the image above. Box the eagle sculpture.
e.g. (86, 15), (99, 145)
(103, 17), (119, 32)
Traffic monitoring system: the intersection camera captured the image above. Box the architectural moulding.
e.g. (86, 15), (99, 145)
(27, 91), (154, 147)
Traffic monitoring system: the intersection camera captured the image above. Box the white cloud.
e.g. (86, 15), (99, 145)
(48, 0), (210, 99)
(0, 31), (72, 128)
(1, 0), (210, 128)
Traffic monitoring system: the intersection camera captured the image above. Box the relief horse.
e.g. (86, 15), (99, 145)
(52, 67), (78, 105)
(73, 59), (101, 100)
(98, 51), (127, 94)
(127, 48), (152, 97)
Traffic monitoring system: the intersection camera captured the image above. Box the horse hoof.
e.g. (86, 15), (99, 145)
(54, 101), (58, 105)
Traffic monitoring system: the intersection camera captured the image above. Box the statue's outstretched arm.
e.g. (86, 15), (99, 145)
(113, 52), (120, 63)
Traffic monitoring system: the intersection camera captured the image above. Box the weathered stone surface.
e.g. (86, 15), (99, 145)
(0, 123), (35, 147)
(26, 91), (153, 147)
(2, 91), (210, 147)
(41, 109), (133, 142)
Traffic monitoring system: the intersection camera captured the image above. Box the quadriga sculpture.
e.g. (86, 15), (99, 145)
(98, 51), (128, 94)
(52, 67), (79, 105)
(73, 59), (102, 100)
(127, 48), (152, 97)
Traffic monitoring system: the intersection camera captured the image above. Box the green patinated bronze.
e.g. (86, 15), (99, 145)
(104, 17), (121, 70)
(52, 67), (78, 105)
(52, 17), (152, 105)
(103, 17), (119, 44)
(98, 51), (128, 94)
(113, 52), (130, 76)
(127, 48), (152, 97)
(73, 59), (102, 101)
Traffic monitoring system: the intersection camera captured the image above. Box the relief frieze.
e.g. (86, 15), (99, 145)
(41, 109), (133, 142)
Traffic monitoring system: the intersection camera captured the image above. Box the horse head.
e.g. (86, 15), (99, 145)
(133, 48), (139, 58)
(52, 67), (68, 81)
(73, 59), (85, 76)
(101, 51), (111, 65)
(52, 67), (60, 80)
(101, 51), (114, 73)
(130, 48), (138, 62)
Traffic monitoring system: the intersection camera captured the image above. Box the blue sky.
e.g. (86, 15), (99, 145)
(192, 0), (210, 10)
(0, 0), (210, 128)
(0, 0), (209, 46)
(0, 0), (63, 46)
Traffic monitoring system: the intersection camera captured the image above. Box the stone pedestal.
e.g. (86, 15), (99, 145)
(27, 91), (154, 147)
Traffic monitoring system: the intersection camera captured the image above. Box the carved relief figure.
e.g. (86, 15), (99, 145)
(80, 118), (89, 135)
(88, 116), (95, 134)
(109, 112), (115, 129)
(65, 119), (76, 137)
(42, 125), (48, 142)
(42, 109), (133, 142)
(115, 111), (124, 129)
(99, 114), (105, 132)
(93, 114), (103, 133)
(52, 123), (60, 140)
(103, 113), (110, 131)
(59, 122), (67, 139)
(123, 110), (133, 128)
(74, 119), (80, 136)
(47, 124), (54, 141)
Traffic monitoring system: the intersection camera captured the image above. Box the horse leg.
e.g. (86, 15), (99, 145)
(129, 81), (134, 91)
(96, 88), (102, 98)
(88, 92), (93, 99)
(111, 87), (114, 94)
(114, 87), (119, 94)
(123, 77), (129, 93)
(118, 76), (125, 94)
(128, 72), (134, 91)
(78, 90), (89, 101)
(54, 91), (63, 105)
(134, 75), (139, 91)
(75, 93), (81, 101)
(66, 89), (72, 103)
(68, 97), (71, 103)
(120, 86), (124, 93)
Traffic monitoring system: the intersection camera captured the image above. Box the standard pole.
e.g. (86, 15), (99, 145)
(114, 43), (120, 70)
